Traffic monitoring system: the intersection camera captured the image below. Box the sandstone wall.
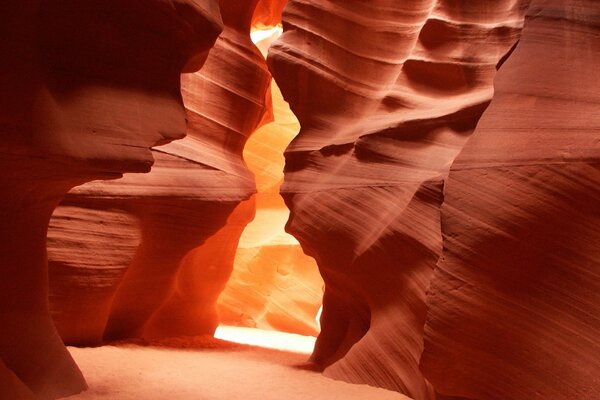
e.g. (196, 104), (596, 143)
(421, 1), (600, 398)
(47, 0), (272, 344)
(0, 0), (222, 397)
(268, 1), (529, 398)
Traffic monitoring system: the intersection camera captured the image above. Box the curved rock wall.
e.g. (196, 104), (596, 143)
(268, 1), (528, 398)
(421, 1), (600, 399)
(48, 206), (141, 345)
(47, 0), (272, 344)
(0, 0), (222, 398)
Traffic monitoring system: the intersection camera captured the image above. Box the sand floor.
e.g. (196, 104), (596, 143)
(65, 332), (408, 400)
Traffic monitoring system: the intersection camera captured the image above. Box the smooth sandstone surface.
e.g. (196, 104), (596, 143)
(1, 0), (222, 398)
(268, 1), (528, 398)
(421, 1), (600, 399)
(103, 1), (272, 341)
(0, 359), (36, 400)
(252, 0), (287, 29)
(48, 206), (141, 345)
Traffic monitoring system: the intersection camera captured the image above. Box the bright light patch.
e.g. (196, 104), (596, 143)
(214, 326), (316, 354)
(250, 26), (283, 44)
(237, 208), (300, 248)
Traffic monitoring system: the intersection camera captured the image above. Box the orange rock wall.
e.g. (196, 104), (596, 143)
(253, 0), (287, 29)
(47, 0), (324, 346)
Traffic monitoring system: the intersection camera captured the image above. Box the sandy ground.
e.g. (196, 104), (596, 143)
(65, 332), (408, 400)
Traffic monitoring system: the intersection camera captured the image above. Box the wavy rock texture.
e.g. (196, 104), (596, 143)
(47, 0), (271, 345)
(50, 9), (324, 344)
(268, 1), (528, 398)
(0, 0), (222, 398)
(421, 1), (600, 399)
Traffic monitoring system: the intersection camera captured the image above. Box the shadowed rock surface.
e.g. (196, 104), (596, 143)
(421, 1), (600, 398)
(47, 0), (272, 345)
(0, 0), (222, 397)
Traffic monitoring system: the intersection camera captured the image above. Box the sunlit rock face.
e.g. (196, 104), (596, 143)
(0, 0), (222, 398)
(421, 1), (600, 399)
(252, 0), (287, 29)
(47, 0), (271, 344)
(268, 1), (529, 398)
(217, 77), (324, 337)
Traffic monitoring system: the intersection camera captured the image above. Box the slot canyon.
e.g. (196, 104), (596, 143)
(0, 0), (598, 399)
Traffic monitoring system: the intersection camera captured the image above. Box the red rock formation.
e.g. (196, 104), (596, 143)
(47, 0), (272, 344)
(268, 1), (528, 398)
(0, 0), (222, 398)
(48, 3), (324, 345)
(421, 1), (600, 399)
(0, 359), (35, 400)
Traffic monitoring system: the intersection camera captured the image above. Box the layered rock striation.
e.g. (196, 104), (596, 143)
(0, 0), (222, 398)
(47, 0), (272, 345)
(268, 1), (529, 398)
(421, 1), (600, 399)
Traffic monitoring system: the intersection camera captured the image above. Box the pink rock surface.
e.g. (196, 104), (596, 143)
(4, 0), (597, 398)
(421, 1), (600, 399)
(268, 1), (528, 398)
(220, 243), (323, 336)
(0, 1), (222, 397)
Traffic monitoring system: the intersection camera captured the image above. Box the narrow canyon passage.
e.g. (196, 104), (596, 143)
(59, 19), (332, 400)
(61, 23), (358, 400)
(215, 28), (323, 341)
(1, 1), (598, 399)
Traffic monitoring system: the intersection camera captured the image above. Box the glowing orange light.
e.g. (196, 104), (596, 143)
(215, 27), (324, 339)
(214, 326), (316, 354)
